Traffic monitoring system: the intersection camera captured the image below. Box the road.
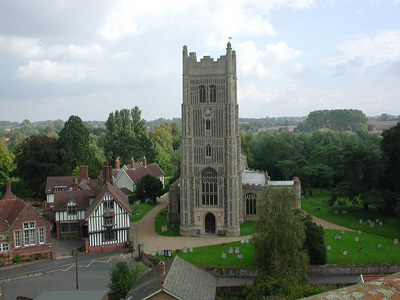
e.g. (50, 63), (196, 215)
(0, 250), (134, 300)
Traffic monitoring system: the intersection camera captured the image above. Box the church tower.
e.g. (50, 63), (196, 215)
(180, 43), (241, 236)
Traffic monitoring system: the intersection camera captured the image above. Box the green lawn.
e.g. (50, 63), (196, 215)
(240, 221), (255, 236)
(302, 189), (400, 240)
(155, 208), (180, 236)
(130, 203), (156, 222)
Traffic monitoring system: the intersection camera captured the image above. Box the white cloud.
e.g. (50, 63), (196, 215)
(325, 30), (400, 67)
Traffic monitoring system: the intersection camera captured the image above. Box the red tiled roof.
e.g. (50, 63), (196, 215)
(124, 163), (164, 183)
(53, 189), (100, 211)
(0, 193), (27, 231)
(361, 274), (386, 283)
(45, 176), (78, 194)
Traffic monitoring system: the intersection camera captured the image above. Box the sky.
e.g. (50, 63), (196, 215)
(0, 0), (399, 122)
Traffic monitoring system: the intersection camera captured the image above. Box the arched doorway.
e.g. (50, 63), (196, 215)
(205, 213), (216, 233)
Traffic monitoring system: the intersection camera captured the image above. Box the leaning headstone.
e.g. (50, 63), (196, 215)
(379, 222), (383, 227)
(161, 225), (168, 232)
(377, 244), (382, 248)
(360, 247), (364, 253)
(183, 247), (188, 254)
(241, 239), (245, 244)
(334, 210), (338, 215)
(151, 251), (156, 256)
(221, 253), (226, 259)
(343, 251), (347, 256)
(235, 247), (240, 254)
(394, 239), (398, 245)
(158, 250), (163, 255)
(237, 254), (243, 260)
(327, 245), (331, 251)
(338, 236), (342, 240)
(245, 239), (249, 244)
(341, 230), (345, 235)
(358, 230), (362, 235)
(189, 248), (193, 253)
(355, 237), (359, 242)
(359, 219), (363, 224)
(228, 247), (233, 254)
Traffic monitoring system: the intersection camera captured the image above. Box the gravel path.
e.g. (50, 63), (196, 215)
(130, 194), (353, 253)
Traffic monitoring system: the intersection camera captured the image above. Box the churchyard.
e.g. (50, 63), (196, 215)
(130, 202), (156, 222)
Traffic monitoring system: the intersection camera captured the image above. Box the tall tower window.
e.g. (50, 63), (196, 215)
(201, 168), (218, 206)
(206, 144), (212, 157)
(205, 119), (211, 130)
(199, 85), (206, 103)
(245, 193), (257, 215)
(210, 85), (216, 102)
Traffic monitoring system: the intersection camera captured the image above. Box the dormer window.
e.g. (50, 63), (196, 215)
(67, 200), (77, 215)
(54, 186), (67, 192)
(199, 85), (206, 103)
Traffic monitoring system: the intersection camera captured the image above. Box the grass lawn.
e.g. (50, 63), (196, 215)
(302, 189), (400, 240)
(325, 229), (400, 264)
(240, 221), (255, 236)
(155, 208), (180, 236)
(130, 203), (156, 222)
(158, 240), (256, 267)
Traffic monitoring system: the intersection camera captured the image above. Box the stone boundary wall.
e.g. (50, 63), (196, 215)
(197, 263), (400, 278)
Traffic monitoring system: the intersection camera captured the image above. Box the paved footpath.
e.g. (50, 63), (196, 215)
(130, 194), (353, 253)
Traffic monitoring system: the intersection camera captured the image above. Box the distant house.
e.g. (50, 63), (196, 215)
(125, 256), (217, 300)
(112, 157), (165, 194)
(45, 165), (98, 208)
(0, 180), (52, 263)
(52, 162), (131, 253)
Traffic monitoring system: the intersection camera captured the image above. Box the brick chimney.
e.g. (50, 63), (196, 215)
(6, 179), (11, 193)
(79, 165), (89, 181)
(130, 158), (135, 169)
(142, 156), (147, 167)
(103, 161), (111, 184)
(115, 160), (120, 169)
(158, 261), (165, 275)
(72, 178), (78, 192)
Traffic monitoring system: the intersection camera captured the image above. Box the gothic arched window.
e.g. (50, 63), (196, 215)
(245, 193), (257, 215)
(205, 119), (211, 130)
(201, 168), (218, 206)
(210, 85), (216, 102)
(206, 144), (212, 157)
(199, 85), (206, 103)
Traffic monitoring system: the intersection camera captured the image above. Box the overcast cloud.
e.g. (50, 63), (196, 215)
(0, 0), (399, 122)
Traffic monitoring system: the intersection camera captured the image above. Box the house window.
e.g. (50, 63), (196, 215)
(61, 223), (69, 232)
(103, 230), (115, 242)
(14, 230), (21, 248)
(201, 168), (218, 206)
(206, 144), (212, 157)
(39, 227), (45, 244)
(23, 222), (36, 246)
(245, 193), (257, 215)
(104, 217), (114, 226)
(210, 85), (216, 102)
(67, 201), (77, 215)
(0, 243), (9, 253)
(199, 85), (206, 103)
(54, 186), (67, 191)
(70, 223), (78, 232)
(104, 200), (114, 211)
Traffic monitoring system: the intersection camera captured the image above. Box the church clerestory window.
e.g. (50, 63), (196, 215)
(210, 85), (216, 102)
(245, 193), (257, 215)
(201, 168), (218, 206)
(199, 85), (206, 103)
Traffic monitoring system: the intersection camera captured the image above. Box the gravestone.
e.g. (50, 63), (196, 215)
(241, 239), (245, 244)
(341, 230), (345, 235)
(342, 210), (347, 214)
(237, 254), (243, 260)
(334, 210), (338, 215)
(367, 219), (371, 223)
(359, 219), (363, 224)
(377, 244), (382, 248)
(161, 225), (168, 232)
(228, 247), (233, 254)
(343, 251), (347, 256)
(334, 235), (338, 240)
(394, 239), (398, 245)
(327, 245), (331, 251)
(355, 237), (359, 242)
(370, 222), (375, 228)
(245, 239), (249, 243)
(379, 222), (383, 227)
(235, 247), (240, 254)
(189, 248), (193, 253)
(158, 250), (163, 255)
(151, 251), (156, 256)
(360, 247), (364, 253)
(221, 253), (226, 259)
(183, 247), (188, 254)
(358, 230), (362, 235)
(376, 219), (379, 223)
(338, 236), (342, 240)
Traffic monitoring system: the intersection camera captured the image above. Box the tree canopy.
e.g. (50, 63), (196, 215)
(135, 174), (163, 203)
(0, 141), (14, 196)
(108, 261), (144, 299)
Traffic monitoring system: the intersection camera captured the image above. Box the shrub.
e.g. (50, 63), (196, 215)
(34, 252), (43, 260)
(12, 254), (21, 264)
(305, 220), (327, 265)
(28, 256), (35, 262)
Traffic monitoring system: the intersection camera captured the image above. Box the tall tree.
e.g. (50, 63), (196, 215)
(108, 261), (144, 299)
(135, 174), (163, 203)
(14, 134), (61, 197)
(0, 141), (15, 196)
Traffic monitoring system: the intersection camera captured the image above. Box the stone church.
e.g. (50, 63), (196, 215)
(168, 43), (301, 237)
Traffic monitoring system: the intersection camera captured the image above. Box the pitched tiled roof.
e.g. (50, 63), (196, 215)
(302, 272), (400, 300)
(45, 176), (78, 194)
(125, 256), (217, 300)
(0, 193), (27, 231)
(124, 163), (165, 183)
(53, 189), (100, 211)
